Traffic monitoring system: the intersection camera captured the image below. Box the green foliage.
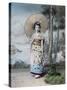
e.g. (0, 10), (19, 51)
(41, 5), (65, 30)
(41, 5), (65, 17)
(48, 70), (60, 76)
(44, 73), (65, 84)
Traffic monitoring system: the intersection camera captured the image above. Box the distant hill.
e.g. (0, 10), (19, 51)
(11, 60), (30, 69)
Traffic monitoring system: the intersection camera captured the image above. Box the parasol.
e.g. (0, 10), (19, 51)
(24, 13), (48, 37)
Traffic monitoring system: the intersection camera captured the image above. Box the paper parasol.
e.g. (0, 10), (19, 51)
(24, 13), (48, 37)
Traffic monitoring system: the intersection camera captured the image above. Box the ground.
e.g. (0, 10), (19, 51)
(11, 69), (49, 87)
(11, 63), (65, 87)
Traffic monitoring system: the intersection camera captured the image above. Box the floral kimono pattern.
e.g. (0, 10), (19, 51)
(30, 33), (44, 75)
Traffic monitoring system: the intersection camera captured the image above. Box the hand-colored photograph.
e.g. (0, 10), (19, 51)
(9, 3), (65, 87)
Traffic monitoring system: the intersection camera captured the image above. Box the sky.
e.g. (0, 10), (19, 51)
(11, 3), (43, 15)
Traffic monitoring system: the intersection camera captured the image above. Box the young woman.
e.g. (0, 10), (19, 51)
(30, 22), (45, 78)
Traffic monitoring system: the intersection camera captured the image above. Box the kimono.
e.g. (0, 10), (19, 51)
(30, 32), (44, 75)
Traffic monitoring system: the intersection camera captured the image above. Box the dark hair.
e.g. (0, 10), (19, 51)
(33, 21), (41, 30)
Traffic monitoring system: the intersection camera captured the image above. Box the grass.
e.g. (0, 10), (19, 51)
(44, 72), (65, 84)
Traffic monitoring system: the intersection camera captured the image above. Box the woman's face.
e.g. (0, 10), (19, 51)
(35, 25), (40, 31)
